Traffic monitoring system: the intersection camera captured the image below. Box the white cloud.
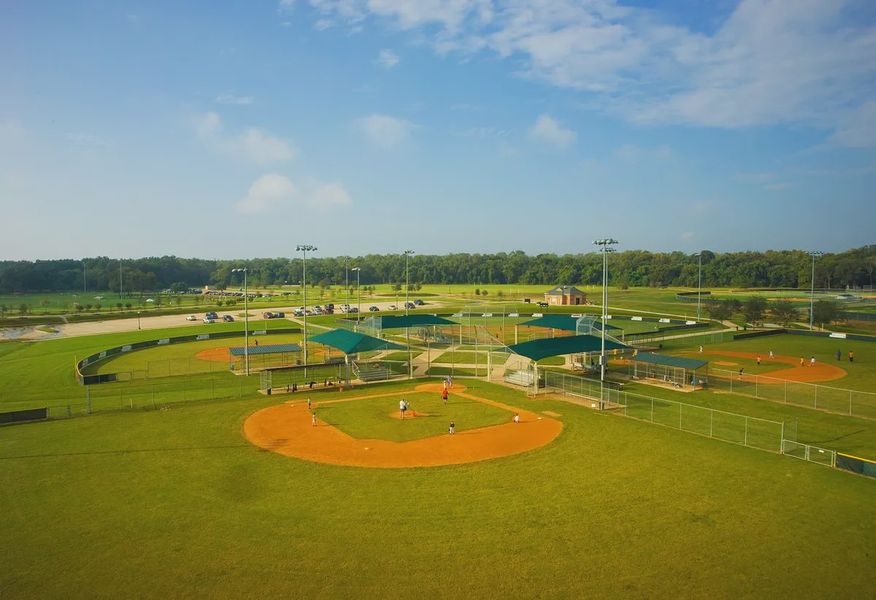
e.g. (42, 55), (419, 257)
(215, 94), (254, 105)
(193, 112), (296, 165)
(237, 174), (296, 214)
(65, 133), (111, 148)
(376, 48), (400, 69)
(308, 182), (352, 208)
(236, 174), (351, 214)
(306, 0), (876, 140)
(278, 0), (296, 12)
(356, 113), (416, 148)
(528, 114), (575, 148)
(615, 144), (673, 162)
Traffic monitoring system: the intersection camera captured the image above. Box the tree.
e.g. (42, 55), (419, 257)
(707, 300), (732, 321)
(474, 288), (481, 296)
(116, 302), (123, 312)
(481, 289), (488, 297)
(18, 303), (28, 315)
(812, 300), (841, 327)
(169, 282), (188, 293)
(125, 303), (132, 310)
(742, 297), (768, 326)
(769, 300), (798, 327)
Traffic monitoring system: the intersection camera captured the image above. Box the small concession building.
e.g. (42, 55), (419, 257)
(544, 286), (587, 306)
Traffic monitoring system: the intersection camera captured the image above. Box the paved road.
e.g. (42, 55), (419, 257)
(3, 300), (441, 341)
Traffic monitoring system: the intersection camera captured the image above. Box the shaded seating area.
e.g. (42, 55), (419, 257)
(628, 352), (708, 390)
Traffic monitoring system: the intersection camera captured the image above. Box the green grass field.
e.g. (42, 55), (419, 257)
(2, 296), (876, 597)
(317, 390), (511, 441)
(1, 379), (874, 597)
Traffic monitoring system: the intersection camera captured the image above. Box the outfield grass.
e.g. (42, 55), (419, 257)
(0, 379), (873, 597)
(317, 391), (511, 441)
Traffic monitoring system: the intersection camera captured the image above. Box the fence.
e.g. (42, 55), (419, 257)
(542, 370), (786, 453)
(0, 371), (261, 422)
(709, 368), (876, 420)
(781, 440), (836, 467)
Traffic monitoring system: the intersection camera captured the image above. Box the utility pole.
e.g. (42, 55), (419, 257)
(232, 268), (249, 375)
(594, 238), (619, 408)
(297, 245), (317, 373)
(809, 251), (824, 330)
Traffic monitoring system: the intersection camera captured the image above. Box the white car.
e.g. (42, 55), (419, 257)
(203, 316), (216, 324)
(186, 315), (197, 321)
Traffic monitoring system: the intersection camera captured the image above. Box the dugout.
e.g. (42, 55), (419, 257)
(628, 352), (708, 390)
(308, 329), (406, 384)
(504, 334), (629, 393)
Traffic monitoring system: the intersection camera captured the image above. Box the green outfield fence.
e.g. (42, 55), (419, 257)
(708, 368), (876, 420)
(75, 327), (301, 384)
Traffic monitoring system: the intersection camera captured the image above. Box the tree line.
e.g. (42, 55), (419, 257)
(0, 246), (873, 293)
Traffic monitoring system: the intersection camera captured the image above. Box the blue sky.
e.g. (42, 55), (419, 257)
(2, 0), (875, 259)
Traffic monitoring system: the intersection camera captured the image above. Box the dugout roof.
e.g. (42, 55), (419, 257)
(371, 315), (456, 329)
(507, 335), (627, 362)
(520, 315), (621, 332)
(633, 352), (708, 370)
(308, 329), (405, 355)
(229, 343), (300, 356)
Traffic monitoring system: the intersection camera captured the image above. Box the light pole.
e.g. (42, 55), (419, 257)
(693, 251), (703, 321)
(403, 250), (415, 378)
(119, 260), (123, 299)
(808, 251), (824, 330)
(297, 245), (317, 372)
(83, 259), (87, 294)
(231, 267), (249, 375)
(594, 238), (619, 407)
(351, 267), (361, 325)
(344, 256), (349, 304)
(403, 250), (414, 315)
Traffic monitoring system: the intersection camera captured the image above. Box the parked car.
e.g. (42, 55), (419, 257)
(326, 304), (335, 311)
(262, 311), (274, 319)
(222, 315), (234, 322)
(205, 311), (219, 319)
(536, 301), (549, 308)
(369, 306), (379, 312)
(203, 316), (216, 324)
(388, 304), (397, 311)
(414, 299), (424, 306)
(293, 309), (305, 317)
(348, 307), (359, 313)
(405, 301), (416, 309)
(186, 315), (197, 321)
(274, 312), (285, 318)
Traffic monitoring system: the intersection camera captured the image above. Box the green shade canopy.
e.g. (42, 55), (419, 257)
(633, 352), (708, 370)
(308, 329), (405, 355)
(508, 335), (627, 361)
(520, 315), (621, 332)
(229, 343), (300, 356)
(371, 315), (456, 329)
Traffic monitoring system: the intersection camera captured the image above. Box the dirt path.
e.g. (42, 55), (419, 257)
(701, 350), (847, 383)
(243, 383), (563, 468)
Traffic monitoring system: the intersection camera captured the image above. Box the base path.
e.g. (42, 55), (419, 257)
(701, 350), (847, 383)
(243, 383), (563, 468)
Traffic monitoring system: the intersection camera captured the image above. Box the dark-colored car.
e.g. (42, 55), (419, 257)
(223, 315), (234, 322)
(414, 299), (424, 306)
(369, 306), (379, 312)
(536, 301), (549, 308)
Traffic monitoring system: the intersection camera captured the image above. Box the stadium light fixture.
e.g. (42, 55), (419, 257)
(808, 250), (824, 330)
(593, 238), (619, 408)
(693, 251), (703, 321)
(297, 245), (317, 373)
(231, 267), (249, 375)
(351, 267), (361, 326)
(403, 250), (415, 379)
